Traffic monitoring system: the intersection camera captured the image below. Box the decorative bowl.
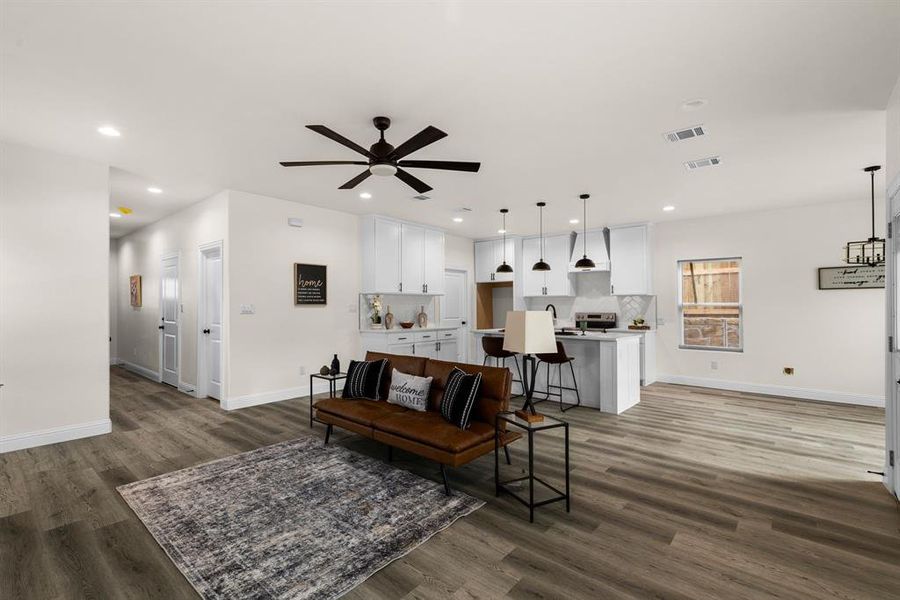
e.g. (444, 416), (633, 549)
(399, 322), (414, 329)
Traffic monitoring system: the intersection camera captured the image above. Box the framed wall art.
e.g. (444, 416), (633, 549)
(294, 263), (327, 305)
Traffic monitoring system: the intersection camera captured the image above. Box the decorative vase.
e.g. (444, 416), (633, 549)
(384, 306), (394, 329)
(330, 354), (340, 375)
(416, 305), (428, 328)
(319, 366), (330, 376)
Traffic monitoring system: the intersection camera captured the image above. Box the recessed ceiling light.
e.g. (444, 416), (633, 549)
(97, 125), (121, 137)
(453, 217), (463, 223)
(681, 98), (708, 111)
(663, 205), (676, 212)
(569, 219), (579, 224)
(147, 187), (162, 194)
(109, 212), (122, 218)
(359, 192), (372, 199)
(497, 229), (507, 234)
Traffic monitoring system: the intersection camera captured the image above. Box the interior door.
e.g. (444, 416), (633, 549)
(893, 212), (900, 497)
(160, 255), (179, 387)
(202, 246), (223, 400)
(401, 223), (425, 293)
(442, 269), (469, 362)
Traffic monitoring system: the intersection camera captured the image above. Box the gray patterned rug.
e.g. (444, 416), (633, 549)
(117, 437), (484, 600)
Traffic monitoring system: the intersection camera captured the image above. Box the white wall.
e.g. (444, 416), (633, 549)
(109, 238), (118, 364)
(116, 192), (228, 388)
(0, 141), (110, 451)
(226, 190), (361, 407)
(654, 199), (884, 405)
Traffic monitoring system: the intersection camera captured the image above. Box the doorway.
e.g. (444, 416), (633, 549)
(159, 253), (179, 387)
(198, 242), (223, 401)
(443, 268), (469, 363)
(889, 188), (900, 498)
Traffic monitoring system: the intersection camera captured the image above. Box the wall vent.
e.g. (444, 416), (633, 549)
(684, 156), (721, 171)
(412, 194), (431, 201)
(664, 124), (705, 143)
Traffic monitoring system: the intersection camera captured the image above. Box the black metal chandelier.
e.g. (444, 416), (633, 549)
(843, 165), (884, 267)
(496, 209), (513, 273)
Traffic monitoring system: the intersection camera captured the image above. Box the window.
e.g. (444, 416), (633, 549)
(678, 258), (742, 351)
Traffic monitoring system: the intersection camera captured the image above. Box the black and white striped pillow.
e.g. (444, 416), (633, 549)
(440, 367), (482, 430)
(341, 359), (388, 400)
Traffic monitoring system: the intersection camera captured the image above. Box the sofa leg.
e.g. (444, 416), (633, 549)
(324, 424), (332, 446)
(387, 445), (393, 462)
(439, 464), (452, 496)
(504, 444), (511, 465)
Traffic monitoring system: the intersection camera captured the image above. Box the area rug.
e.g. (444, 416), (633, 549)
(117, 437), (484, 600)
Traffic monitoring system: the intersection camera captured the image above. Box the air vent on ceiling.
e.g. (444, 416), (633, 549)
(412, 194), (431, 201)
(684, 156), (721, 171)
(455, 207), (473, 213)
(664, 124), (705, 143)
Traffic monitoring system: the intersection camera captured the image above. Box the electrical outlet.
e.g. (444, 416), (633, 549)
(783, 367), (794, 375)
(710, 360), (718, 371)
(299, 366), (306, 375)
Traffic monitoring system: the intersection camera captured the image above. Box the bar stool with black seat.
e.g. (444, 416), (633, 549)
(482, 336), (525, 397)
(533, 341), (581, 412)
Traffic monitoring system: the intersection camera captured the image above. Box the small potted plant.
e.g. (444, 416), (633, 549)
(630, 316), (649, 330)
(369, 295), (383, 329)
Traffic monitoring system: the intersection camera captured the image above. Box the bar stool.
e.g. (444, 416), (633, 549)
(482, 336), (525, 397)
(534, 341), (581, 412)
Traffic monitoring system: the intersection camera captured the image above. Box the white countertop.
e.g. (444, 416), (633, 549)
(360, 325), (459, 334)
(473, 328), (639, 341)
(607, 328), (656, 334)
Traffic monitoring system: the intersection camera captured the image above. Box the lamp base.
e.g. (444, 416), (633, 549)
(515, 409), (544, 423)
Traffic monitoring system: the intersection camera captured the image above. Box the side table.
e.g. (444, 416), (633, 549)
(495, 411), (570, 522)
(309, 372), (346, 427)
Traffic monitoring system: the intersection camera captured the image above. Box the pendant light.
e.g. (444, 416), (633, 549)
(496, 209), (513, 273)
(532, 201), (551, 271)
(843, 165), (884, 266)
(574, 193), (596, 270)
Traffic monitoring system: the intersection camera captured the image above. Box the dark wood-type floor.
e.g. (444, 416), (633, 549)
(2, 367), (899, 599)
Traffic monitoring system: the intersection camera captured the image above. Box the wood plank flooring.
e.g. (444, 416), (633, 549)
(1, 367), (898, 599)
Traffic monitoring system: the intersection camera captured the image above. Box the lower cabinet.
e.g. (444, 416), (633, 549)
(360, 329), (459, 363)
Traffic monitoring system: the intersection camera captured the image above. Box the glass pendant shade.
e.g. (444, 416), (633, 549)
(532, 202), (551, 271)
(843, 166), (884, 267)
(496, 208), (514, 273)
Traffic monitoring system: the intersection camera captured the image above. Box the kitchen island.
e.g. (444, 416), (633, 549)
(473, 329), (641, 414)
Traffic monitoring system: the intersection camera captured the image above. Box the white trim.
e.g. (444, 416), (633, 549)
(888, 172), (900, 216)
(119, 359), (162, 382)
(222, 380), (333, 411)
(178, 381), (197, 396)
(0, 418), (112, 453)
(656, 374), (884, 407)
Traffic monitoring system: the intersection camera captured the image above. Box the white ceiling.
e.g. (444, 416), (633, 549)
(2, 1), (899, 239)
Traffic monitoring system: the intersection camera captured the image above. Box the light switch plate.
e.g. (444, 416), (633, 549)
(240, 304), (256, 315)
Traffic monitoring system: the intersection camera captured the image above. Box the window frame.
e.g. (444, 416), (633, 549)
(677, 256), (743, 353)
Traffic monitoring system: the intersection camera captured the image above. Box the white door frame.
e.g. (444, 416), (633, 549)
(887, 174), (900, 498)
(159, 251), (181, 385)
(197, 240), (224, 402)
(443, 267), (471, 363)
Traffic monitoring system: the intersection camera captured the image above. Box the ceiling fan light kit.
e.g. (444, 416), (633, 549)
(496, 208), (513, 273)
(280, 116), (480, 194)
(532, 202), (552, 272)
(574, 193), (596, 270)
(843, 165), (884, 267)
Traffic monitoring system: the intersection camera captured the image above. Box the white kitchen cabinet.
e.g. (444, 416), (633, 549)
(609, 224), (652, 295)
(475, 239), (515, 283)
(361, 216), (445, 295)
(359, 328), (459, 361)
(521, 234), (575, 297)
(437, 338), (459, 362)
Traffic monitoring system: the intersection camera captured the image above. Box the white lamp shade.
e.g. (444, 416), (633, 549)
(502, 311), (557, 354)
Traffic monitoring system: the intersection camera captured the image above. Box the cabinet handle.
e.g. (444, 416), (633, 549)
(611, 284), (614, 294)
(425, 283), (428, 293)
(398, 337), (408, 340)
(436, 341), (441, 351)
(399, 282), (403, 292)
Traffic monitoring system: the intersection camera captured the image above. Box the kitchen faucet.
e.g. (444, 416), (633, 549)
(545, 303), (557, 320)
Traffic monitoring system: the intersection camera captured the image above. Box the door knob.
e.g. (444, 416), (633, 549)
(203, 328), (211, 334)
(158, 325), (164, 330)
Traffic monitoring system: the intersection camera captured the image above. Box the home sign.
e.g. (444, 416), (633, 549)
(294, 263), (327, 304)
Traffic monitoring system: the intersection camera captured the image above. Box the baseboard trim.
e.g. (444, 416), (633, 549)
(223, 380), (333, 411)
(119, 360), (162, 383)
(0, 418), (112, 453)
(656, 374), (884, 407)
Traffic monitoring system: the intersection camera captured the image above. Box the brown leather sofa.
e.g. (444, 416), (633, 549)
(313, 351), (522, 493)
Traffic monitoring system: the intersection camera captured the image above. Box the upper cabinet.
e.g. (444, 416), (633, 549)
(609, 224), (652, 295)
(474, 239), (515, 283)
(361, 216), (445, 294)
(568, 229), (610, 272)
(521, 234), (575, 297)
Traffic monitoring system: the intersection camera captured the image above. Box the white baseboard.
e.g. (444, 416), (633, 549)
(109, 356), (118, 366)
(0, 418), (112, 453)
(222, 380), (333, 411)
(178, 381), (197, 396)
(656, 374), (884, 407)
(118, 360), (162, 383)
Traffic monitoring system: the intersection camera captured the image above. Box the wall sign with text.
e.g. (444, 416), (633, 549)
(294, 263), (327, 305)
(817, 265), (884, 290)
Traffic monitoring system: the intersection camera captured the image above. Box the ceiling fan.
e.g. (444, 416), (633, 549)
(279, 116), (480, 193)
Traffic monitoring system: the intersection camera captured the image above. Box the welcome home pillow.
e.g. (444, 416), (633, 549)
(386, 368), (433, 411)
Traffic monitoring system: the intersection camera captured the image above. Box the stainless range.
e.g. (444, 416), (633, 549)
(574, 312), (617, 332)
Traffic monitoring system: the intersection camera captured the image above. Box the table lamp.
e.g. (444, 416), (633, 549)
(503, 310), (557, 422)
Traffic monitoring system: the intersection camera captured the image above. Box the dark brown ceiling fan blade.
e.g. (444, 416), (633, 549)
(389, 126), (447, 160)
(280, 160), (368, 167)
(306, 125), (374, 158)
(394, 168), (433, 193)
(338, 170), (372, 189)
(398, 160), (481, 172)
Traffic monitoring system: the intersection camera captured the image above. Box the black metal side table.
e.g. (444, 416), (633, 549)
(309, 372), (346, 427)
(494, 411), (570, 523)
